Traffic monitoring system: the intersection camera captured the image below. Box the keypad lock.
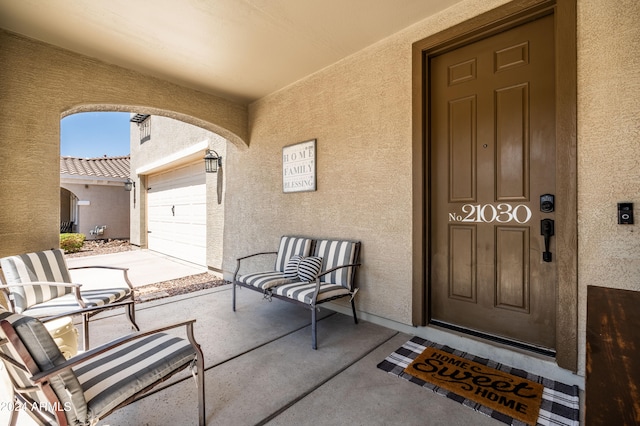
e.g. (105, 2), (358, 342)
(540, 194), (555, 213)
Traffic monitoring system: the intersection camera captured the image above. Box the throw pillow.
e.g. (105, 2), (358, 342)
(283, 255), (303, 278)
(298, 256), (323, 282)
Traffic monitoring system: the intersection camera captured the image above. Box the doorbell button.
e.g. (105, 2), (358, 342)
(618, 202), (634, 225)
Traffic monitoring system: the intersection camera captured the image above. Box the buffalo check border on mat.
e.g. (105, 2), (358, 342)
(377, 337), (580, 426)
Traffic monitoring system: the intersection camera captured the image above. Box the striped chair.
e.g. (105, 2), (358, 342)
(0, 249), (139, 350)
(0, 307), (205, 426)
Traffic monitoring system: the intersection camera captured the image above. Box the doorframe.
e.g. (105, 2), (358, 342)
(411, 0), (577, 371)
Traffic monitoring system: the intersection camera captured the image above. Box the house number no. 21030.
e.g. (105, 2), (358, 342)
(448, 203), (533, 224)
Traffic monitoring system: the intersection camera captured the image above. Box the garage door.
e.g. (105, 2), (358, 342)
(147, 162), (206, 266)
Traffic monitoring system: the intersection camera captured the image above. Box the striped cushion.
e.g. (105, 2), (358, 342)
(22, 286), (130, 317)
(297, 256), (323, 282)
(238, 271), (297, 290)
(1, 249), (73, 312)
(0, 310), (88, 425)
(74, 332), (196, 421)
(273, 282), (350, 304)
(313, 240), (357, 288)
(283, 255), (303, 279)
(274, 237), (313, 272)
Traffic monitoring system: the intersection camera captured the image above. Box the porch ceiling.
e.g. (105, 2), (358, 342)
(0, 0), (462, 104)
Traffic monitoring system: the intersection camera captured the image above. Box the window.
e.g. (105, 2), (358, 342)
(130, 114), (151, 143)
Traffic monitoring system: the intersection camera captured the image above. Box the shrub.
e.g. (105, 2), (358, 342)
(60, 233), (86, 253)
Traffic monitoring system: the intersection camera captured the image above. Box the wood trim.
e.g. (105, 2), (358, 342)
(552, 0), (578, 372)
(411, 0), (578, 371)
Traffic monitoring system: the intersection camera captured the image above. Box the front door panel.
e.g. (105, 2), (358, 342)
(430, 15), (556, 349)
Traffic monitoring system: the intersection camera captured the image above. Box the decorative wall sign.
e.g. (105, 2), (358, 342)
(283, 139), (316, 193)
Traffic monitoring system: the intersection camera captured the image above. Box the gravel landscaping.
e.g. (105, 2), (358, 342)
(65, 239), (227, 302)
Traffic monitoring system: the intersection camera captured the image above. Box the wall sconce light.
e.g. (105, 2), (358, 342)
(124, 178), (135, 191)
(204, 149), (222, 173)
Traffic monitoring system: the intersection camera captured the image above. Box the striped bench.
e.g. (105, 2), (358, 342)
(232, 236), (361, 349)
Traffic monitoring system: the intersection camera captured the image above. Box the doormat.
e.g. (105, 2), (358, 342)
(377, 337), (579, 426)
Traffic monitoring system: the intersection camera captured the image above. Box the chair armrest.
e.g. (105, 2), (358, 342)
(30, 319), (198, 384)
(40, 300), (134, 322)
(0, 281), (86, 308)
(68, 265), (134, 290)
(0, 282), (82, 290)
(233, 251), (277, 281)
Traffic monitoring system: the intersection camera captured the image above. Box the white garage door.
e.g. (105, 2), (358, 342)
(147, 162), (206, 266)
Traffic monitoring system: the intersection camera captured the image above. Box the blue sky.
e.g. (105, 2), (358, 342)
(60, 112), (131, 158)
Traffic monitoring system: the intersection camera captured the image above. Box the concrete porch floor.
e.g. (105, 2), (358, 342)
(2, 250), (584, 425)
(86, 286), (507, 426)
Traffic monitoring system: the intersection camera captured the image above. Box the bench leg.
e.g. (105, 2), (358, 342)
(351, 298), (359, 324)
(232, 282), (237, 312)
(311, 307), (318, 350)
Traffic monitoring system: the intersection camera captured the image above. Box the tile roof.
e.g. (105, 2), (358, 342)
(60, 156), (130, 179)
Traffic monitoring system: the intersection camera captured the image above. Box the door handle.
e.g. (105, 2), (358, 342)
(540, 219), (554, 262)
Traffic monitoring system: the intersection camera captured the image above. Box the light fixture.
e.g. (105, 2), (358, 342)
(124, 178), (135, 191)
(204, 149), (222, 173)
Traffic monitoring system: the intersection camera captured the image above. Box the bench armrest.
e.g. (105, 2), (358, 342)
(314, 263), (361, 280)
(233, 251), (277, 281)
(310, 263), (361, 302)
(31, 319), (199, 384)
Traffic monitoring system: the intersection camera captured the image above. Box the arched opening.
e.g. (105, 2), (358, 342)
(61, 107), (232, 270)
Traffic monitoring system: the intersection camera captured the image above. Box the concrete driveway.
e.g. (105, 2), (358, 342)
(65, 249), (209, 288)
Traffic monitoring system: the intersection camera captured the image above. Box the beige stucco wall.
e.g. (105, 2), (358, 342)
(0, 28), (248, 257)
(576, 0), (640, 373)
(129, 115), (227, 270)
(0, 0), (639, 379)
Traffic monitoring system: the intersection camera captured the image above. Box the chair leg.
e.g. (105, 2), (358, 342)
(9, 395), (19, 426)
(82, 313), (90, 351)
(126, 302), (140, 331)
(196, 353), (205, 426)
(311, 307), (317, 350)
(351, 298), (359, 324)
(186, 323), (206, 426)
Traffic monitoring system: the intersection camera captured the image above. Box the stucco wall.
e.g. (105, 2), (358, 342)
(129, 115), (227, 269)
(0, 29), (248, 257)
(576, 0), (640, 373)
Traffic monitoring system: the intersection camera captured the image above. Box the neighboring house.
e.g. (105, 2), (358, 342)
(60, 156), (130, 240)
(128, 114), (226, 269)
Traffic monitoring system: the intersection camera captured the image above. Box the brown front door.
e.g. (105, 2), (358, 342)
(430, 14), (556, 350)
